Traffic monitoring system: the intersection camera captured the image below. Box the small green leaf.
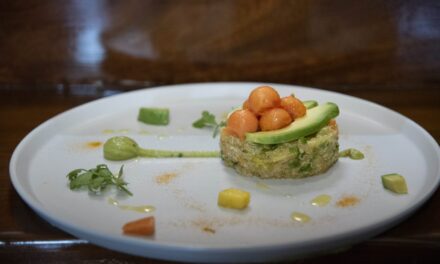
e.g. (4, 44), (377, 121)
(66, 164), (132, 196)
(213, 120), (226, 138)
(69, 171), (93, 189)
(192, 111), (226, 138)
(117, 165), (124, 178)
(67, 169), (87, 181)
(192, 111), (216, 128)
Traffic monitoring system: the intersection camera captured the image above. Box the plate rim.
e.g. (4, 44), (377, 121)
(9, 82), (440, 262)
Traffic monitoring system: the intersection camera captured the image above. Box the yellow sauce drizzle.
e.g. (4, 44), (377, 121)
(202, 226), (216, 234)
(102, 129), (130, 134)
(255, 181), (270, 190)
(102, 129), (114, 134)
(311, 194), (331, 207)
(138, 130), (151, 135)
(290, 212), (311, 223)
(108, 198), (155, 213)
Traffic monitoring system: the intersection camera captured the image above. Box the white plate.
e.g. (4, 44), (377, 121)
(10, 83), (440, 263)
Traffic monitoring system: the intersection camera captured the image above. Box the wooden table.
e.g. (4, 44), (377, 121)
(1, 1), (439, 263)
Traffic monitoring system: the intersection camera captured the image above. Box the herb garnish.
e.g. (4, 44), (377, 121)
(67, 164), (132, 196)
(339, 148), (365, 160)
(192, 111), (226, 137)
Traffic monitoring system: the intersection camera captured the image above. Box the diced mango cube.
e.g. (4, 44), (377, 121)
(218, 188), (250, 209)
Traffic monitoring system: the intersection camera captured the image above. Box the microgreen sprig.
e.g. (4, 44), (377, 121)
(67, 164), (132, 196)
(192, 111), (226, 138)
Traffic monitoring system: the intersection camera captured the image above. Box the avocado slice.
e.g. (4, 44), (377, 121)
(302, 100), (318, 109)
(138, 107), (169, 125)
(381, 173), (408, 194)
(245, 102), (339, 144)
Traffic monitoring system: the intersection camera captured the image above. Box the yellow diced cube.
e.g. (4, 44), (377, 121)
(218, 188), (250, 209)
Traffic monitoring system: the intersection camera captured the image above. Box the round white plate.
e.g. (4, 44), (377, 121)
(10, 83), (440, 263)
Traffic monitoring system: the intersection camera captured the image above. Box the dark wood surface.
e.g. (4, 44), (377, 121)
(1, 0), (439, 263)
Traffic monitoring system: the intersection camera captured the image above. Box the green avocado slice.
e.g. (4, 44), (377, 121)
(138, 107), (169, 125)
(302, 100), (318, 109)
(245, 102), (339, 144)
(381, 173), (408, 194)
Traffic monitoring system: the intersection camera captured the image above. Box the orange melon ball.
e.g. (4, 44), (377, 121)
(242, 99), (250, 110)
(259, 108), (292, 131)
(226, 109), (259, 140)
(247, 86), (281, 115)
(280, 96), (306, 119)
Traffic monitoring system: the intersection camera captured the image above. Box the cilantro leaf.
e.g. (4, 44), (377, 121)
(192, 111), (217, 128)
(67, 164), (132, 196)
(213, 120), (226, 138)
(192, 111), (226, 137)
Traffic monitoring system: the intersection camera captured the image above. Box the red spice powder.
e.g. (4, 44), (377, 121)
(155, 172), (178, 185)
(86, 141), (102, 148)
(336, 195), (360, 208)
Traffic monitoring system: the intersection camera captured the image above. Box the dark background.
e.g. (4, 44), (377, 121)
(1, 1), (439, 263)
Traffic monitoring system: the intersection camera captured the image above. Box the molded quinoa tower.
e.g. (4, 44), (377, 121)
(220, 123), (339, 179)
(221, 85), (340, 179)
